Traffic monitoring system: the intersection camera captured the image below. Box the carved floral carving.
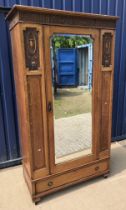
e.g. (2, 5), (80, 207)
(19, 11), (116, 29)
(102, 33), (112, 67)
(23, 27), (40, 70)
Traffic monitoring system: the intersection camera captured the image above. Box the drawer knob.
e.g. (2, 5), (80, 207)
(95, 166), (99, 171)
(48, 181), (53, 187)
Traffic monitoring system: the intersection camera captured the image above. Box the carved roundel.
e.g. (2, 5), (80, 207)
(23, 27), (40, 70)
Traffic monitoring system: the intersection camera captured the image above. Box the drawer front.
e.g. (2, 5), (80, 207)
(36, 160), (109, 194)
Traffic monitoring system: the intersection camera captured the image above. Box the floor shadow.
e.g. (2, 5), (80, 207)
(110, 143), (126, 177)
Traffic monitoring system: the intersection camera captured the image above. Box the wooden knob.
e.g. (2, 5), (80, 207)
(48, 181), (53, 187)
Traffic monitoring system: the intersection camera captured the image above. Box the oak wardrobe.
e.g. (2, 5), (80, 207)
(7, 5), (118, 203)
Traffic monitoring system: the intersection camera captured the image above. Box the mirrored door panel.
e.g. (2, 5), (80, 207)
(50, 33), (93, 164)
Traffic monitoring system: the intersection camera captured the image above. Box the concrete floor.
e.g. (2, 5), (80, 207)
(0, 142), (126, 210)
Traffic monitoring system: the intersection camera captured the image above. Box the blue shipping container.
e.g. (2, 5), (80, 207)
(56, 48), (78, 87)
(0, 8), (21, 168)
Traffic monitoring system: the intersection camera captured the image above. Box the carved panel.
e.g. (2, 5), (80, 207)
(19, 11), (116, 29)
(102, 33), (112, 67)
(27, 76), (45, 170)
(23, 27), (40, 70)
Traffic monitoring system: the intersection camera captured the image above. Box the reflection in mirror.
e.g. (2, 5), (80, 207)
(50, 34), (93, 164)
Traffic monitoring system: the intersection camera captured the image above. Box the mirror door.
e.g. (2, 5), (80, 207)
(44, 26), (100, 174)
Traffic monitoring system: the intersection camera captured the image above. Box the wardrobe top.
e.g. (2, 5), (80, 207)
(6, 5), (119, 30)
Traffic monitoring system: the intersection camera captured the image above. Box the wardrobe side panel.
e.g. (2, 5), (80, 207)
(10, 24), (32, 176)
(20, 24), (50, 179)
(99, 30), (115, 158)
(10, 23), (50, 180)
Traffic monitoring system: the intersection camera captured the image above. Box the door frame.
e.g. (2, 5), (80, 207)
(44, 26), (101, 174)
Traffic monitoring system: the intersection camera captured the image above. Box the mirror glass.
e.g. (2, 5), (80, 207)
(50, 33), (93, 164)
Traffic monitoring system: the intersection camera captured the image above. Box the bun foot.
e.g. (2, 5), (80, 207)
(103, 173), (109, 179)
(34, 197), (41, 205)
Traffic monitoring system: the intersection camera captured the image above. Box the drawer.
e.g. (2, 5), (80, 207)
(35, 160), (108, 194)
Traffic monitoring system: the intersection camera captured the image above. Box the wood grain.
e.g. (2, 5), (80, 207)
(27, 75), (45, 170)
